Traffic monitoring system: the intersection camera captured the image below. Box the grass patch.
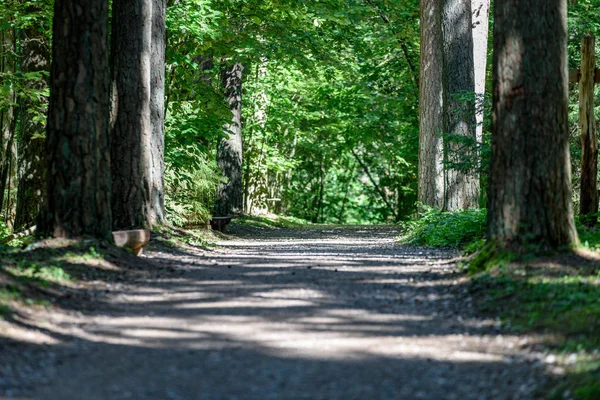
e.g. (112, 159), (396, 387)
(0, 239), (140, 319)
(473, 256), (600, 399)
(152, 224), (221, 249)
(399, 207), (486, 251)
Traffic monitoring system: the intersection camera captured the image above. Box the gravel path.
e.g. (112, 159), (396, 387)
(2, 226), (549, 399)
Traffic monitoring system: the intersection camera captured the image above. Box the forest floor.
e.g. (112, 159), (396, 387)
(0, 224), (587, 399)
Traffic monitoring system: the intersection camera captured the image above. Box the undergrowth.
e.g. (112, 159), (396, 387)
(400, 206), (486, 251)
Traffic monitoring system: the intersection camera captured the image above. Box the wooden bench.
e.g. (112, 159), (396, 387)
(210, 216), (232, 233)
(112, 229), (150, 256)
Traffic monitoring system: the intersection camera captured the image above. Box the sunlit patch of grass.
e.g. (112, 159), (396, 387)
(152, 224), (219, 249)
(8, 260), (72, 286)
(577, 223), (600, 252)
(473, 264), (600, 399)
(399, 207), (486, 251)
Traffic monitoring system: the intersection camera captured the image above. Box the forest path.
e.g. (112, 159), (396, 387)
(10, 225), (548, 399)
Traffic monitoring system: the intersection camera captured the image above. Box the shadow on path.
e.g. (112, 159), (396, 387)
(2, 226), (548, 399)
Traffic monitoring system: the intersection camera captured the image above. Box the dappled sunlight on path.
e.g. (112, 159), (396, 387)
(5, 226), (548, 399)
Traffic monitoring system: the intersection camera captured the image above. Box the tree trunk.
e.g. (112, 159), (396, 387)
(110, 0), (153, 230)
(214, 62), (244, 217)
(471, 0), (490, 146)
(418, 0), (445, 209)
(14, 25), (50, 230)
(488, 0), (577, 249)
(578, 36), (598, 225)
(149, 0), (166, 225)
(38, 0), (112, 239)
(0, 27), (17, 224)
(442, 0), (478, 210)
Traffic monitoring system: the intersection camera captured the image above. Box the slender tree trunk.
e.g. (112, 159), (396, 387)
(0, 28), (16, 223)
(15, 25), (50, 230)
(418, 0), (445, 209)
(578, 36), (598, 225)
(214, 62), (244, 217)
(472, 0), (490, 146)
(111, 0), (153, 230)
(488, 0), (577, 249)
(442, 0), (478, 210)
(149, 0), (166, 225)
(38, 0), (112, 239)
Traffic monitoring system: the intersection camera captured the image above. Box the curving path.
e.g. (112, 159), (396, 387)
(4, 226), (548, 399)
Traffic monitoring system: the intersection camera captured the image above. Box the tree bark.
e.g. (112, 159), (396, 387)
(442, 0), (478, 210)
(471, 0), (490, 146)
(578, 36), (597, 225)
(418, 0), (445, 209)
(15, 25), (49, 230)
(111, 0), (153, 230)
(38, 0), (112, 239)
(214, 62), (244, 217)
(149, 0), (166, 225)
(488, 0), (577, 249)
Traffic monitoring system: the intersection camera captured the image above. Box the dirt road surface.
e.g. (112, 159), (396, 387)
(1, 226), (550, 399)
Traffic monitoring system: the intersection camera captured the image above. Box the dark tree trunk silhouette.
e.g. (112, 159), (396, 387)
(38, 0), (112, 238)
(110, 0), (153, 229)
(488, 0), (577, 249)
(214, 62), (244, 217)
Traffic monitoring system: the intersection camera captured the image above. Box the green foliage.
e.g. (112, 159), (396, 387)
(10, 260), (72, 285)
(400, 206), (487, 250)
(164, 155), (222, 227)
(0, 220), (9, 239)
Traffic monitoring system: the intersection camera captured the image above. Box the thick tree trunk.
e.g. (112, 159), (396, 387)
(578, 36), (598, 225)
(471, 0), (490, 145)
(38, 0), (112, 239)
(14, 26), (49, 230)
(111, 0), (153, 229)
(214, 63), (244, 217)
(442, 0), (478, 210)
(418, 0), (445, 209)
(488, 0), (577, 249)
(149, 0), (166, 225)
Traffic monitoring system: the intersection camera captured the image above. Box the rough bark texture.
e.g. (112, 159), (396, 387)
(149, 0), (166, 225)
(38, 0), (112, 239)
(418, 0), (445, 209)
(215, 63), (244, 217)
(111, 0), (153, 230)
(471, 0), (490, 145)
(442, 0), (478, 210)
(488, 0), (577, 249)
(578, 36), (598, 224)
(14, 26), (49, 230)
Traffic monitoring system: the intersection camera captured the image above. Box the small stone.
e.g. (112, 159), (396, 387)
(545, 354), (556, 364)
